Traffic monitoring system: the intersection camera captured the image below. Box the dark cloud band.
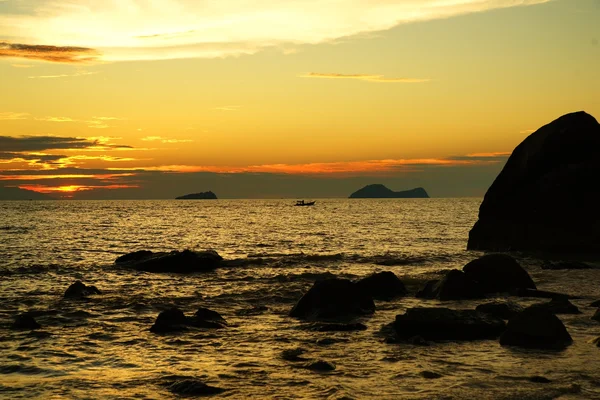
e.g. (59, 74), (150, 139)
(0, 42), (99, 63)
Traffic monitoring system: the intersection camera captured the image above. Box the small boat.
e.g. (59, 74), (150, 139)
(295, 200), (316, 206)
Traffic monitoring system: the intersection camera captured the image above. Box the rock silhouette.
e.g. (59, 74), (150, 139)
(115, 249), (223, 273)
(462, 254), (536, 293)
(355, 271), (407, 300)
(11, 314), (41, 330)
(416, 270), (483, 300)
(500, 308), (573, 349)
(290, 278), (375, 320)
(64, 281), (101, 299)
(349, 184), (429, 198)
(391, 307), (505, 341)
(468, 111), (600, 253)
(150, 307), (227, 333)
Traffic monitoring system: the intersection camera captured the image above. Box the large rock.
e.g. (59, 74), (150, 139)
(355, 271), (407, 300)
(115, 249), (223, 273)
(290, 278), (375, 320)
(468, 111), (600, 253)
(415, 270), (483, 300)
(391, 307), (506, 341)
(463, 254), (536, 293)
(499, 308), (573, 349)
(64, 281), (101, 299)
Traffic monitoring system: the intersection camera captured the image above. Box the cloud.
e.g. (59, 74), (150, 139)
(0, 41), (99, 63)
(0, 135), (101, 152)
(141, 136), (193, 144)
(133, 156), (506, 176)
(86, 116), (124, 129)
(11, 63), (34, 68)
(212, 106), (241, 111)
(35, 116), (76, 122)
(0, 112), (29, 120)
(28, 70), (98, 79)
(0, 1), (551, 62)
(302, 73), (430, 83)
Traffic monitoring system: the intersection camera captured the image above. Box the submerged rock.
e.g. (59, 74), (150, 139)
(500, 308), (573, 350)
(167, 379), (225, 396)
(416, 270), (483, 300)
(115, 249), (223, 273)
(528, 298), (581, 315)
(476, 301), (524, 320)
(281, 348), (309, 362)
(305, 360), (336, 372)
(150, 306), (226, 333)
(590, 300), (600, 308)
(468, 111), (600, 253)
(420, 371), (442, 379)
(64, 281), (101, 299)
(311, 322), (367, 332)
(11, 314), (41, 330)
(541, 261), (595, 270)
(289, 278), (375, 320)
(592, 309), (600, 322)
(391, 307), (505, 341)
(355, 271), (407, 300)
(463, 254), (536, 294)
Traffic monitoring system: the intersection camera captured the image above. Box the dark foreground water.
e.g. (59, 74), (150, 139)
(0, 199), (599, 399)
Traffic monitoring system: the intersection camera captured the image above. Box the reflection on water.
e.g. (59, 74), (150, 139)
(0, 199), (599, 399)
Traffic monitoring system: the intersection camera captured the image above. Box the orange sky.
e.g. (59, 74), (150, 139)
(1, 0), (599, 198)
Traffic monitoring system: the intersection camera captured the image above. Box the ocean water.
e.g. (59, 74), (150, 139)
(1, 198), (599, 399)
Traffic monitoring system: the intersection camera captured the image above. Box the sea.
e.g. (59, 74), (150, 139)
(1, 199), (599, 399)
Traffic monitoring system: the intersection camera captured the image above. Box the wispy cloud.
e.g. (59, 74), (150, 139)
(212, 105), (241, 111)
(520, 129), (536, 134)
(86, 116), (123, 129)
(141, 136), (193, 144)
(302, 73), (430, 83)
(0, 112), (29, 120)
(0, 41), (99, 63)
(28, 70), (98, 79)
(35, 116), (76, 122)
(0, 1), (551, 62)
(136, 156), (506, 176)
(11, 63), (34, 68)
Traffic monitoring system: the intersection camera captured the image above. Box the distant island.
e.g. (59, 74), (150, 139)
(175, 191), (218, 200)
(349, 184), (429, 199)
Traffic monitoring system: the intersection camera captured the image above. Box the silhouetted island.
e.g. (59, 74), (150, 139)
(176, 191), (217, 200)
(0, 186), (52, 200)
(349, 184), (429, 198)
(468, 111), (600, 253)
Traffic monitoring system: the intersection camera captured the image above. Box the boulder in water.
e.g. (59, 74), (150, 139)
(150, 306), (227, 333)
(355, 271), (407, 300)
(290, 278), (375, 320)
(462, 254), (536, 293)
(150, 307), (189, 333)
(468, 111), (600, 253)
(415, 270), (483, 300)
(116, 249), (223, 273)
(391, 307), (506, 341)
(476, 301), (524, 320)
(167, 379), (225, 396)
(304, 360), (336, 372)
(11, 314), (41, 330)
(499, 308), (573, 350)
(64, 281), (101, 299)
(527, 298), (581, 315)
(592, 309), (600, 322)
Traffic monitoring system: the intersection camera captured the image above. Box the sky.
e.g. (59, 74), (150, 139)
(0, 0), (599, 199)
